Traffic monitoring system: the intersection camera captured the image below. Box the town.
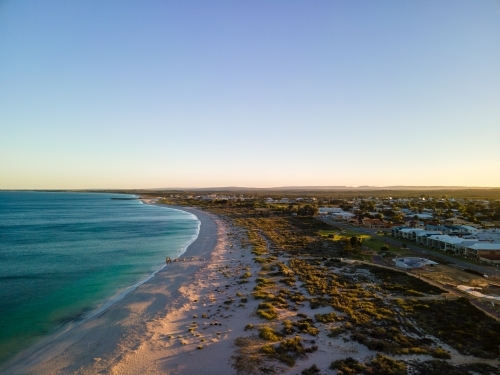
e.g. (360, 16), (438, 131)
(162, 192), (500, 267)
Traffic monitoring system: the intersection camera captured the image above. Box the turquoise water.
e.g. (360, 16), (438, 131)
(0, 191), (199, 364)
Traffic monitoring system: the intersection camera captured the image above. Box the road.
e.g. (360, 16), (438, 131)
(318, 217), (500, 278)
(371, 254), (386, 266)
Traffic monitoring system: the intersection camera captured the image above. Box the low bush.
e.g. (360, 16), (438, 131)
(281, 320), (295, 335)
(315, 312), (340, 323)
(240, 272), (252, 279)
(411, 360), (500, 375)
(256, 302), (278, 320)
(330, 354), (406, 375)
(301, 364), (320, 375)
(432, 347), (451, 359)
(257, 309), (278, 320)
(328, 326), (347, 338)
(259, 326), (282, 342)
(293, 318), (319, 336)
(330, 357), (365, 374)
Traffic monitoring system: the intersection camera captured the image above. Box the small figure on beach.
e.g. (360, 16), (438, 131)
(166, 257), (172, 265)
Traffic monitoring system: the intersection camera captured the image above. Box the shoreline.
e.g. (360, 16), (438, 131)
(75, 203), (202, 324)
(0, 203), (217, 375)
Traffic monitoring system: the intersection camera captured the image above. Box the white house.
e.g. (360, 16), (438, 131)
(331, 212), (355, 221)
(318, 207), (343, 215)
(425, 235), (465, 254)
(414, 231), (443, 246)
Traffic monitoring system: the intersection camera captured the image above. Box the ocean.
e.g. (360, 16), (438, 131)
(0, 191), (199, 364)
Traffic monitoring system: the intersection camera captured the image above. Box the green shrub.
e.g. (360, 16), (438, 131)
(259, 326), (282, 342)
(369, 353), (406, 375)
(410, 360), (500, 375)
(256, 302), (278, 320)
(315, 312), (339, 323)
(301, 364), (320, 375)
(330, 357), (365, 373)
(294, 319), (319, 336)
(282, 320), (295, 335)
(256, 277), (274, 286)
(432, 347), (451, 359)
(328, 326), (347, 338)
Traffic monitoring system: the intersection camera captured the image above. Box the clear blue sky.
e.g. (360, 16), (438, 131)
(1, 1), (499, 189)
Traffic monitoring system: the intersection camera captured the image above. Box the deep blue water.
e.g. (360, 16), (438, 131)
(0, 191), (199, 364)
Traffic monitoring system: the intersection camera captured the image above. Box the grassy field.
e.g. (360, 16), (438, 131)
(319, 228), (370, 241)
(320, 229), (406, 256)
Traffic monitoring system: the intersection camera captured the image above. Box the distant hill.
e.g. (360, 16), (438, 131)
(157, 186), (494, 191)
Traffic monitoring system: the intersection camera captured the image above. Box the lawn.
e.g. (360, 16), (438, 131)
(320, 229), (404, 255)
(319, 229), (371, 241)
(361, 237), (408, 255)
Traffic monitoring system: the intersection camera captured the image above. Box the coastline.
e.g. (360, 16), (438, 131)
(0, 203), (218, 375)
(76, 203), (202, 324)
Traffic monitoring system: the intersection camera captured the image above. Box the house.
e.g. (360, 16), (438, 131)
(465, 243), (500, 263)
(391, 226), (408, 237)
(444, 217), (469, 226)
(425, 235), (465, 254)
(411, 213), (434, 220)
(406, 220), (425, 228)
(414, 231), (443, 245)
(424, 225), (471, 235)
(361, 218), (388, 228)
(331, 212), (355, 221)
(455, 240), (481, 256)
(318, 207), (343, 215)
(401, 228), (429, 241)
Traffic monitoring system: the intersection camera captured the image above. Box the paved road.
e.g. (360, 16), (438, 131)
(371, 254), (385, 266)
(470, 299), (500, 320)
(318, 217), (500, 278)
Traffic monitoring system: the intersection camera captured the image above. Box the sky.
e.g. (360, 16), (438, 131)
(1, 1), (499, 189)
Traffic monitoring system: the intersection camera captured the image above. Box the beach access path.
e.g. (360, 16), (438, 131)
(0, 205), (225, 375)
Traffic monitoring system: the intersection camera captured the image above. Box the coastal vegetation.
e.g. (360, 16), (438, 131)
(143, 193), (500, 373)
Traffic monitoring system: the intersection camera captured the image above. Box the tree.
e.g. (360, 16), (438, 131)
(350, 236), (361, 248)
(466, 205), (476, 216)
(340, 237), (352, 253)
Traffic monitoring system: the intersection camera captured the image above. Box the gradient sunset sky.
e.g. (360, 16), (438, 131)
(1, 1), (499, 189)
